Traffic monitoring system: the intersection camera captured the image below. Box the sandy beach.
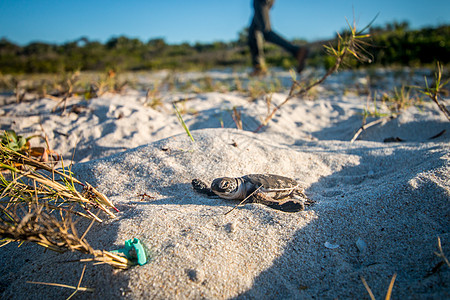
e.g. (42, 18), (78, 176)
(0, 68), (449, 299)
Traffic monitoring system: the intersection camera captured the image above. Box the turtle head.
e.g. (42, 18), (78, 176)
(211, 177), (240, 199)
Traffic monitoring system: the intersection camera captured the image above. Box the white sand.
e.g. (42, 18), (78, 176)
(0, 69), (449, 299)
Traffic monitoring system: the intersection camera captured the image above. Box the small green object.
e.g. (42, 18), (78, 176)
(111, 238), (148, 266)
(173, 104), (195, 143)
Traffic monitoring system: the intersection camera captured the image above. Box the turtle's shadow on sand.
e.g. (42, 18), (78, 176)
(129, 182), (240, 210)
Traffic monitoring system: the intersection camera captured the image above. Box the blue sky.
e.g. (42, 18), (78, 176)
(1, 0), (449, 45)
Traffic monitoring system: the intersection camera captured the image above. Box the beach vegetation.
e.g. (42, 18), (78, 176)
(350, 61), (449, 142)
(27, 264), (94, 298)
(0, 136), (136, 269)
(413, 62), (450, 121)
(254, 16), (376, 132)
(353, 61), (450, 143)
(144, 83), (163, 110)
(230, 106), (243, 130)
(247, 77), (283, 101)
(351, 84), (420, 143)
(434, 237), (450, 271)
(361, 91), (391, 120)
(0, 16), (448, 299)
(0, 143), (117, 221)
(173, 104), (195, 142)
(382, 85), (418, 113)
(0, 22), (448, 74)
(1, 130), (59, 163)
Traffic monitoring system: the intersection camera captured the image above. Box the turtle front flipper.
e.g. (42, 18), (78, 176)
(252, 191), (305, 213)
(293, 190), (315, 207)
(192, 179), (216, 197)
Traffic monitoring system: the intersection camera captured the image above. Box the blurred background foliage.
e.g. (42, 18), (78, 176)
(0, 21), (448, 74)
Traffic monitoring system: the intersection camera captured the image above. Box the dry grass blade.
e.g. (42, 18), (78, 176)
(361, 273), (397, 300)
(385, 273), (397, 300)
(27, 265), (94, 300)
(350, 115), (397, 143)
(435, 236), (450, 268)
(67, 264), (89, 300)
(81, 250), (133, 269)
(361, 276), (376, 300)
(27, 281), (94, 293)
(231, 106), (243, 130)
(224, 185), (263, 216)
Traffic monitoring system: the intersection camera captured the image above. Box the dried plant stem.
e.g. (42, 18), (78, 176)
(350, 115), (397, 143)
(415, 62), (450, 121)
(429, 90), (450, 121)
(254, 58), (343, 133)
(428, 63), (450, 121)
(361, 276), (376, 300)
(435, 236), (450, 268)
(27, 281), (93, 293)
(385, 273), (397, 300)
(361, 273), (397, 300)
(224, 185), (263, 216)
(27, 265), (94, 299)
(254, 40), (350, 132)
(254, 16), (375, 132)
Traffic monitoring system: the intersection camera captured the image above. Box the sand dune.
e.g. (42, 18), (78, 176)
(1, 69), (449, 299)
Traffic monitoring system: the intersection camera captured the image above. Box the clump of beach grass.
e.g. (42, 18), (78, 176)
(0, 144), (117, 222)
(381, 85), (419, 113)
(0, 205), (132, 269)
(0, 131), (138, 269)
(89, 69), (129, 98)
(414, 62), (450, 121)
(231, 106), (243, 130)
(350, 90), (398, 143)
(247, 77), (283, 101)
(144, 82), (164, 110)
(0, 130), (116, 223)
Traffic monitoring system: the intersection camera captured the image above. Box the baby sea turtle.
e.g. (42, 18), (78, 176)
(192, 174), (314, 213)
